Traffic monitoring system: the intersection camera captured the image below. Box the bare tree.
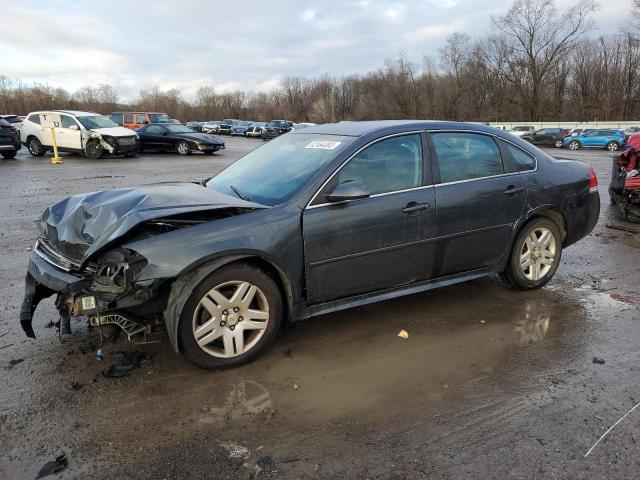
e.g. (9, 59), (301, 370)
(492, 0), (598, 120)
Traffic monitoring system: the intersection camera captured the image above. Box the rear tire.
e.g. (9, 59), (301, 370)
(1, 150), (17, 159)
(27, 137), (45, 156)
(178, 263), (283, 369)
(501, 218), (562, 290)
(554, 140), (563, 148)
(607, 141), (619, 152)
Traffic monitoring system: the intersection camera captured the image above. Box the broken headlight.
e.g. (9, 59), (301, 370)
(89, 248), (147, 296)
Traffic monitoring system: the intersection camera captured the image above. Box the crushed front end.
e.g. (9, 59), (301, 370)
(21, 239), (165, 341)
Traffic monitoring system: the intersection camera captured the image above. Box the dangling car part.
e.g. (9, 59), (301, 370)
(609, 132), (640, 222)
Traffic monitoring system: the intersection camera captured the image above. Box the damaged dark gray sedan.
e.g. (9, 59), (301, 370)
(20, 121), (600, 369)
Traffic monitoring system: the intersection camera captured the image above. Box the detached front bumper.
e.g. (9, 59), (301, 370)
(20, 251), (85, 338)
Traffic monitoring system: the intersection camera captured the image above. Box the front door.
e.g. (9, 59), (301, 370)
(54, 115), (82, 150)
(141, 124), (168, 150)
(303, 133), (437, 303)
(429, 131), (527, 276)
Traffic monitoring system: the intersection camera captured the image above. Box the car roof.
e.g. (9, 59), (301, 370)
(50, 110), (100, 117)
(294, 120), (508, 137)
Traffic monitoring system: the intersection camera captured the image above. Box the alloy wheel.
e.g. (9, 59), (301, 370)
(28, 139), (41, 155)
(520, 227), (556, 281)
(569, 141), (580, 150)
(607, 142), (619, 151)
(192, 280), (269, 358)
(554, 140), (563, 148)
(177, 142), (190, 155)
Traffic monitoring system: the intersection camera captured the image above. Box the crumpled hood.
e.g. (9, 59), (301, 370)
(38, 183), (264, 264)
(90, 126), (137, 137)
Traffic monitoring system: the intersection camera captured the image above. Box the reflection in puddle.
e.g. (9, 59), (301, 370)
(514, 303), (550, 346)
(199, 380), (272, 425)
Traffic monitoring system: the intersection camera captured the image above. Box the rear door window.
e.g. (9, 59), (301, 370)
(431, 132), (504, 183)
(124, 114), (133, 124)
(500, 141), (536, 172)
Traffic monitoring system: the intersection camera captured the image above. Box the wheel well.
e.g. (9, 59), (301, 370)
(528, 209), (567, 242)
(223, 256), (293, 323)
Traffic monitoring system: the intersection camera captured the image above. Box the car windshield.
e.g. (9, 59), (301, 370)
(251, 122), (265, 127)
(77, 115), (118, 130)
(207, 133), (354, 206)
(222, 119), (235, 124)
(165, 124), (195, 133)
(149, 113), (170, 123)
(236, 121), (251, 126)
(512, 126), (529, 131)
(269, 121), (287, 128)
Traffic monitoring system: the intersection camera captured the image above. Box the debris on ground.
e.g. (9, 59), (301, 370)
(293, 383), (299, 390)
(397, 329), (409, 339)
(610, 292), (635, 304)
(592, 357), (606, 365)
(605, 223), (639, 234)
(0, 329), (9, 338)
(7, 358), (24, 368)
(283, 347), (292, 358)
(221, 442), (250, 460)
(35, 454), (68, 479)
(71, 382), (84, 391)
(103, 351), (146, 378)
(584, 401), (640, 457)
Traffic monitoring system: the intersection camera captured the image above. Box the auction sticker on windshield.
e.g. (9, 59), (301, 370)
(305, 140), (342, 150)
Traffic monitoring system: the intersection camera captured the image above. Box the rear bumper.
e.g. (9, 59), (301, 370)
(564, 191), (600, 247)
(0, 137), (20, 150)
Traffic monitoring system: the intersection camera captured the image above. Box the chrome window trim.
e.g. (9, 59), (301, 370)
(305, 129), (538, 210)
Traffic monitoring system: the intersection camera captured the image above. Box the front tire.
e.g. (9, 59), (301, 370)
(607, 141), (620, 152)
(85, 139), (104, 159)
(501, 218), (562, 290)
(569, 140), (580, 150)
(178, 263), (283, 369)
(176, 141), (191, 155)
(27, 137), (45, 156)
(1, 150), (17, 159)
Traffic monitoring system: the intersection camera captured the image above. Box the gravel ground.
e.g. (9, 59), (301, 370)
(0, 137), (639, 479)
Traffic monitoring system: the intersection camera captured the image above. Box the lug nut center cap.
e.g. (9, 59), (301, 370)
(226, 312), (239, 326)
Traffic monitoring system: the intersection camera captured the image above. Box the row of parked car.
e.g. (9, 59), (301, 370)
(507, 125), (639, 151)
(0, 109), (315, 160)
(188, 119), (316, 140)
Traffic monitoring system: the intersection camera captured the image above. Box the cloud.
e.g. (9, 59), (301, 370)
(0, 0), (629, 102)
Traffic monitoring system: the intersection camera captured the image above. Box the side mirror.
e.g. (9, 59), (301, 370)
(68, 124), (79, 131)
(144, 120), (150, 125)
(325, 180), (371, 203)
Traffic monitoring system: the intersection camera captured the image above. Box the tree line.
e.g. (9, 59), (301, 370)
(1, 0), (639, 123)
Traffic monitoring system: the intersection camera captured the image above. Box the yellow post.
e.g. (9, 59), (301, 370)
(50, 127), (63, 164)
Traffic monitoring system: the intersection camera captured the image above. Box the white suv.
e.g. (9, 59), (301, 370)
(20, 110), (139, 159)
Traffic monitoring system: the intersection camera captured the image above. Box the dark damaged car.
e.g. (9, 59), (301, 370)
(21, 121), (600, 369)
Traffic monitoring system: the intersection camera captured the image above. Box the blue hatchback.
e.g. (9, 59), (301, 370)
(563, 129), (626, 151)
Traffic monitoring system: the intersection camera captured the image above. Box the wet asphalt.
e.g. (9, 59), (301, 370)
(0, 137), (639, 479)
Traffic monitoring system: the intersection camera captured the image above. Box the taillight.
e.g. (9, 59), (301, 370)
(588, 164), (598, 193)
(9, 126), (16, 133)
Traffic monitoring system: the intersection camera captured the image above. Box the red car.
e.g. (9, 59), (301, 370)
(610, 132), (640, 222)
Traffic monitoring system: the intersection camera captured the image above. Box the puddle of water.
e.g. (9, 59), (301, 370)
(79, 280), (593, 450)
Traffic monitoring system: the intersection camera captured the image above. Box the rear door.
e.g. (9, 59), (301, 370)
(429, 131), (527, 277)
(123, 113), (134, 130)
(303, 133), (437, 303)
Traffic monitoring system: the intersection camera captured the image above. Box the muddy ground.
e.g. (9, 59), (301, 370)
(0, 137), (639, 479)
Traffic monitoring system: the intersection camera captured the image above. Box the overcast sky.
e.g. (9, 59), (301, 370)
(0, 0), (632, 101)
